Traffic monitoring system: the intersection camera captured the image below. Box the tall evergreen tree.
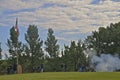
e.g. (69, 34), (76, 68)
(76, 40), (87, 67)
(7, 26), (22, 64)
(45, 28), (59, 58)
(0, 42), (2, 59)
(25, 25), (43, 68)
(63, 40), (87, 71)
(7, 25), (23, 65)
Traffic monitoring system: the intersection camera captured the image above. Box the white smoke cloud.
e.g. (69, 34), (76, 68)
(91, 54), (120, 72)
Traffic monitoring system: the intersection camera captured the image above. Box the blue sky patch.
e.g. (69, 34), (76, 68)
(2, 8), (36, 15)
(70, 17), (80, 21)
(91, 0), (101, 4)
(41, 3), (67, 8)
(112, 0), (120, 2)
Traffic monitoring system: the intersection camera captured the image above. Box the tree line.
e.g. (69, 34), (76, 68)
(0, 22), (120, 74)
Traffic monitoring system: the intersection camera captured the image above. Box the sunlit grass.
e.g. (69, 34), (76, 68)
(0, 72), (120, 80)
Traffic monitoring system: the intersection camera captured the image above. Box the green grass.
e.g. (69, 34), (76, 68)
(0, 72), (120, 80)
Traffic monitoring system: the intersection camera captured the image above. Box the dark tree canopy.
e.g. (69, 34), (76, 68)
(63, 40), (87, 71)
(7, 26), (24, 65)
(45, 28), (59, 58)
(2, 21), (120, 74)
(86, 22), (120, 55)
(0, 43), (2, 59)
(25, 25), (43, 67)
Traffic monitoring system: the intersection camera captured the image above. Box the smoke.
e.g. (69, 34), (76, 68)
(91, 54), (120, 72)
(84, 49), (120, 72)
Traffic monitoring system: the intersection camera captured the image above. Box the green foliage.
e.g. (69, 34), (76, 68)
(45, 28), (59, 58)
(0, 53), (1, 59)
(25, 25), (43, 69)
(0, 60), (8, 74)
(7, 26), (24, 65)
(86, 22), (120, 55)
(44, 57), (63, 72)
(9, 27), (18, 47)
(2, 22), (120, 73)
(63, 40), (87, 71)
(0, 43), (2, 59)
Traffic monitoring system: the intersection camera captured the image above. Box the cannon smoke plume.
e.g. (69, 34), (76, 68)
(91, 54), (120, 72)
(84, 49), (120, 72)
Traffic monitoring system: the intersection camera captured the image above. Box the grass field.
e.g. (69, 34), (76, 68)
(0, 72), (120, 80)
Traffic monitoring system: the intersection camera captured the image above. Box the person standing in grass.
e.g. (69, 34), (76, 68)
(40, 64), (44, 72)
(7, 66), (10, 74)
(13, 64), (17, 74)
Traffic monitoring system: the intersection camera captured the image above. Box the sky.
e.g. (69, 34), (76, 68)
(0, 0), (120, 57)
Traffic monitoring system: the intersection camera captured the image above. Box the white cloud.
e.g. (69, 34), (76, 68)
(0, 0), (44, 10)
(57, 37), (71, 42)
(65, 31), (81, 35)
(0, 0), (120, 35)
(1, 0), (120, 52)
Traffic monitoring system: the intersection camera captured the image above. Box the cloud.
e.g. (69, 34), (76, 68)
(57, 37), (71, 42)
(0, 0), (120, 40)
(112, 0), (120, 2)
(1, 0), (120, 52)
(0, 0), (44, 11)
